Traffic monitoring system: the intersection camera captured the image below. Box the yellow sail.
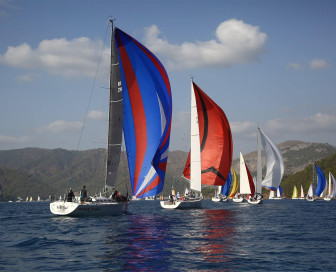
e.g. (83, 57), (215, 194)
(292, 185), (298, 199)
(229, 168), (238, 198)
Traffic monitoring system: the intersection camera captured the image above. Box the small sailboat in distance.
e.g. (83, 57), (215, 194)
(324, 172), (335, 201)
(299, 185), (305, 199)
(50, 20), (172, 216)
(161, 80), (232, 209)
(292, 185), (298, 199)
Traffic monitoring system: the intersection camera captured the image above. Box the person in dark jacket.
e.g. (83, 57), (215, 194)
(67, 188), (74, 202)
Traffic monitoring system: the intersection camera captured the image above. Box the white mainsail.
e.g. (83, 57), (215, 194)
(239, 152), (251, 195)
(300, 185), (305, 198)
(258, 127), (284, 190)
(307, 184), (314, 197)
(190, 81), (202, 192)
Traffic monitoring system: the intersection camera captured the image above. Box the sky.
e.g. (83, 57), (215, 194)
(0, 0), (335, 159)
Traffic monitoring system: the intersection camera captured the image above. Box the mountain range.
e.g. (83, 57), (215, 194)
(0, 140), (335, 201)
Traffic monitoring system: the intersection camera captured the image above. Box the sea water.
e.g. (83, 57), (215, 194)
(0, 199), (335, 271)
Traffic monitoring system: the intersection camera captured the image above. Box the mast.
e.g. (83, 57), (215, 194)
(257, 127), (262, 194)
(105, 20), (123, 191)
(190, 79), (202, 192)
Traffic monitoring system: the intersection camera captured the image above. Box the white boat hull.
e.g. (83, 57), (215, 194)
(306, 197), (315, 202)
(50, 200), (129, 216)
(160, 199), (202, 209)
(212, 197), (222, 202)
(247, 198), (263, 204)
(232, 197), (244, 203)
(324, 196), (332, 201)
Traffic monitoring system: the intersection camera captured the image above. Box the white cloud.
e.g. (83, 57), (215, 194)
(0, 134), (30, 144)
(287, 62), (302, 70)
(143, 19), (267, 70)
(0, 37), (109, 79)
(37, 120), (83, 133)
(309, 58), (328, 70)
(230, 121), (256, 134)
(87, 110), (106, 120)
(16, 74), (35, 82)
(265, 113), (336, 135)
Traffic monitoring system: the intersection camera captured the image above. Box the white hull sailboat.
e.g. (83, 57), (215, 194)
(306, 183), (315, 201)
(161, 80), (232, 209)
(239, 152), (261, 204)
(51, 21), (172, 216)
(256, 127), (284, 204)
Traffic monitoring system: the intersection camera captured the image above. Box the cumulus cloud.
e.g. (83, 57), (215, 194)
(309, 58), (328, 70)
(37, 120), (83, 133)
(143, 19), (267, 70)
(0, 37), (109, 79)
(87, 110), (106, 120)
(0, 134), (30, 144)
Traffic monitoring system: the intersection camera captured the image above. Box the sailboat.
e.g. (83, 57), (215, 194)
(274, 185), (283, 199)
(161, 80), (232, 209)
(324, 172), (335, 201)
(306, 183), (315, 201)
(299, 185), (305, 199)
(292, 185), (298, 199)
(212, 171), (232, 202)
(255, 127), (284, 203)
(50, 21), (172, 216)
(269, 190), (275, 199)
(238, 152), (259, 203)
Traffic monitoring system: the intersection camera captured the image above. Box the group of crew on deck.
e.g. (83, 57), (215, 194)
(66, 185), (127, 202)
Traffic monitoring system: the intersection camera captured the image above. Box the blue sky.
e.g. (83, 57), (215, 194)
(0, 0), (335, 158)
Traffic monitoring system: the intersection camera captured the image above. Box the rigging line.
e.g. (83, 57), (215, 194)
(75, 23), (110, 152)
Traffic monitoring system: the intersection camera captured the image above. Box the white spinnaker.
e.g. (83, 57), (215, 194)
(259, 128), (284, 190)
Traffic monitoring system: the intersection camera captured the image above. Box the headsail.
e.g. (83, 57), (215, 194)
(292, 185), (298, 198)
(221, 171), (232, 196)
(115, 28), (172, 198)
(276, 185), (283, 198)
(229, 168), (238, 198)
(259, 127), (284, 190)
(314, 164), (326, 197)
(331, 172), (336, 197)
(300, 185), (305, 198)
(182, 81), (233, 188)
(239, 152), (255, 195)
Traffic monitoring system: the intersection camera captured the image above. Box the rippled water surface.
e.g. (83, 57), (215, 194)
(1, 200), (336, 271)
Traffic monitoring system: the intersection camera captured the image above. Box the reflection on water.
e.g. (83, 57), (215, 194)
(200, 209), (236, 265)
(101, 214), (171, 271)
(99, 207), (238, 271)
